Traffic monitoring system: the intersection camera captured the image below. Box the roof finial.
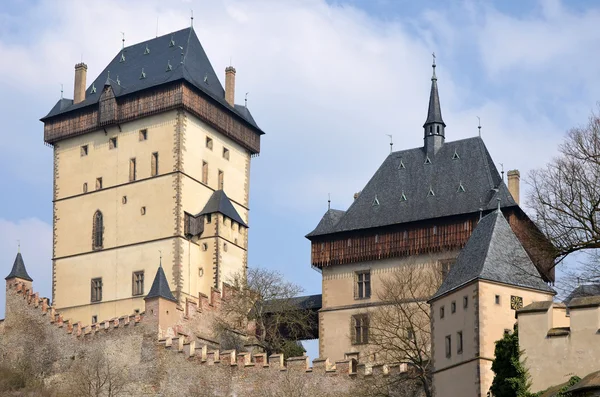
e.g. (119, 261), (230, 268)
(60, 83), (63, 99)
(328, 193), (331, 210)
(477, 116), (481, 137)
(191, 10), (194, 27)
(245, 92), (249, 107)
(121, 32), (125, 50)
(159, 250), (162, 267)
(17, 240), (20, 253)
(500, 163), (504, 182)
(431, 52), (437, 81)
(386, 134), (393, 154)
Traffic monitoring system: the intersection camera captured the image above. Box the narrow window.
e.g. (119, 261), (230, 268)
(440, 306), (445, 319)
(140, 206), (146, 215)
(122, 196), (127, 204)
(231, 221), (235, 230)
(96, 177), (103, 190)
(218, 170), (224, 190)
(223, 242), (228, 252)
(202, 161), (208, 184)
(198, 267), (204, 277)
(463, 296), (468, 309)
(81, 145), (89, 156)
(495, 295), (500, 305)
(109, 137), (117, 149)
(206, 137), (213, 150)
(436, 125), (440, 134)
(92, 210), (103, 250)
(83, 182), (88, 193)
(206, 213), (212, 224)
(139, 129), (148, 141)
(445, 335), (452, 358)
(355, 271), (371, 299)
(352, 314), (369, 345)
(129, 158), (137, 182)
(457, 331), (463, 354)
(451, 301), (456, 314)
(202, 243), (208, 251)
(223, 147), (230, 160)
(91, 278), (103, 302)
(132, 271), (144, 296)
(92, 315), (98, 324)
(151, 152), (159, 176)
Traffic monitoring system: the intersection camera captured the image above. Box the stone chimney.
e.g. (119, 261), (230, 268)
(225, 66), (236, 106)
(507, 170), (520, 205)
(73, 62), (88, 104)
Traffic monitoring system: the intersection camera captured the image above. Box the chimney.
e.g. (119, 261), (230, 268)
(225, 66), (236, 106)
(74, 62), (88, 104)
(507, 170), (520, 205)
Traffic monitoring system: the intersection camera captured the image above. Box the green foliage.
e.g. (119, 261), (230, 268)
(536, 376), (581, 397)
(490, 325), (535, 397)
(281, 340), (306, 358)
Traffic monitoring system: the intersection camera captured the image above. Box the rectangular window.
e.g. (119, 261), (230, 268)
(109, 137), (117, 149)
(129, 158), (137, 182)
(352, 314), (369, 345)
(451, 301), (456, 313)
(218, 170), (224, 190)
(83, 182), (88, 193)
(355, 271), (371, 299)
(202, 161), (208, 184)
(96, 177), (103, 190)
(206, 213), (212, 224)
(495, 295), (501, 305)
(463, 296), (468, 309)
(81, 145), (88, 156)
(457, 331), (463, 354)
(151, 152), (159, 177)
(132, 271), (144, 296)
(445, 335), (452, 358)
(139, 129), (147, 141)
(223, 147), (230, 160)
(92, 315), (98, 324)
(440, 306), (445, 319)
(206, 137), (213, 150)
(91, 278), (102, 302)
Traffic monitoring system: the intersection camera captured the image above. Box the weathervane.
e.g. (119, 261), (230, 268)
(121, 32), (125, 49)
(477, 116), (481, 137)
(328, 193), (331, 210)
(386, 134), (393, 154)
(158, 250), (162, 267)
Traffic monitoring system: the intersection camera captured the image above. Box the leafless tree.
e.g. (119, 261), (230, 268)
(528, 106), (600, 268)
(68, 349), (128, 397)
(366, 263), (441, 397)
(215, 267), (314, 356)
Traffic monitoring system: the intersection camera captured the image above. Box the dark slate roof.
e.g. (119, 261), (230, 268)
(198, 190), (247, 227)
(308, 137), (516, 238)
(42, 27), (262, 133)
(431, 210), (554, 301)
(144, 265), (177, 302)
(306, 209), (345, 237)
(563, 284), (600, 305)
(263, 294), (322, 314)
(424, 64), (445, 127)
(5, 252), (33, 281)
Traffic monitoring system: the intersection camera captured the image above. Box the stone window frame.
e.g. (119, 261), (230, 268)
(151, 152), (159, 177)
(129, 157), (137, 182)
(440, 306), (445, 319)
(81, 145), (89, 156)
(206, 136), (213, 150)
(351, 314), (369, 345)
(223, 147), (230, 160)
(92, 210), (104, 250)
(91, 277), (103, 303)
(202, 161), (209, 184)
(218, 169), (224, 190)
(354, 270), (371, 300)
(463, 296), (468, 309)
(96, 177), (103, 190)
(132, 271), (145, 296)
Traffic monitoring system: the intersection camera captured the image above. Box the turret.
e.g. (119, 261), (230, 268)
(5, 251), (33, 317)
(423, 54), (446, 156)
(144, 260), (179, 338)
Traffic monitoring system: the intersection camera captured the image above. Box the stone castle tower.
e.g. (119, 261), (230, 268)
(40, 27), (264, 325)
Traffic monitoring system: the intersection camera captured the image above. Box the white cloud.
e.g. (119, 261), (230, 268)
(0, 218), (53, 319)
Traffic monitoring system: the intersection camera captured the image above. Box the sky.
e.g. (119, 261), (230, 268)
(1, 0), (600, 361)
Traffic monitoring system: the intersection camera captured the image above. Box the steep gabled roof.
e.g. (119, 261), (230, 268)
(198, 190), (247, 227)
(42, 27), (262, 133)
(144, 265), (177, 302)
(308, 137), (516, 238)
(306, 209), (345, 237)
(430, 210), (554, 301)
(5, 252), (33, 282)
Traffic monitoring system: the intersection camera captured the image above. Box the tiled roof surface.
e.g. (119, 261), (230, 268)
(198, 190), (247, 227)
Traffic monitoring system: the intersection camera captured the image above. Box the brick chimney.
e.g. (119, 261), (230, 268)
(225, 66), (236, 106)
(74, 62), (88, 104)
(507, 170), (520, 205)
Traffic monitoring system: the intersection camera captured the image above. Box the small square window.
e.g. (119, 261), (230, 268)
(92, 315), (98, 324)
(206, 137), (213, 150)
(495, 295), (500, 305)
(109, 137), (117, 149)
(451, 301), (456, 313)
(463, 296), (468, 309)
(83, 182), (88, 193)
(139, 129), (148, 141)
(206, 214), (212, 223)
(81, 145), (89, 156)
(96, 177), (103, 190)
(223, 147), (230, 160)
(440, 306), (445, 319)
(140, 206), (146, 215)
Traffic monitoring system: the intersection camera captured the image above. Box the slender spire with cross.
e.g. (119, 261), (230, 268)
(158, 250), (162, 267)
(423, 52), (446, 152)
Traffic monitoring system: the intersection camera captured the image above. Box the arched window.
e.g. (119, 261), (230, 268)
(436, 125), (440, 134)
(93, 210), (104, 249)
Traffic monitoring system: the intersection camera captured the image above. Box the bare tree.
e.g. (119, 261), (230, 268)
(528, 106), (600, 267)
(215, 267), (314, 355)
(367, 263), (441, 397)
(68, 349), (128, 397)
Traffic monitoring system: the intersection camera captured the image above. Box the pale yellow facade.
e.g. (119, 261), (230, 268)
(431, 280), (553, 397)
(52, 109), (251, 324)
(320, 251), (458, 361)
(518, 300), (600, 393)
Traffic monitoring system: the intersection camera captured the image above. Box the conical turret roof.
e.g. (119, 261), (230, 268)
(5, 252), (33, 281)
(144, 264), (177, 302)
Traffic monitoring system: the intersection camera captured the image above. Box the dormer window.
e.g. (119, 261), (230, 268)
(452, 149), (460, 160)
(424, 156), (432, 164)
(458, 181), (466, 192)
(372, 196), (380, 206)
(400, 191), (407, 202)
(144, 44), (150, 55)
(398, 159), (405, 169)
(428, 187), (435, 197)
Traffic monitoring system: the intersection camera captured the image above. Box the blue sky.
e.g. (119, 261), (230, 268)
(1, 0), (600, 360)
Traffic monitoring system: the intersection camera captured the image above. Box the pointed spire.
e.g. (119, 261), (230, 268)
(5, 251), (33, 281)
(145, 261), (177, 302)
(423, 52), (446, 142)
